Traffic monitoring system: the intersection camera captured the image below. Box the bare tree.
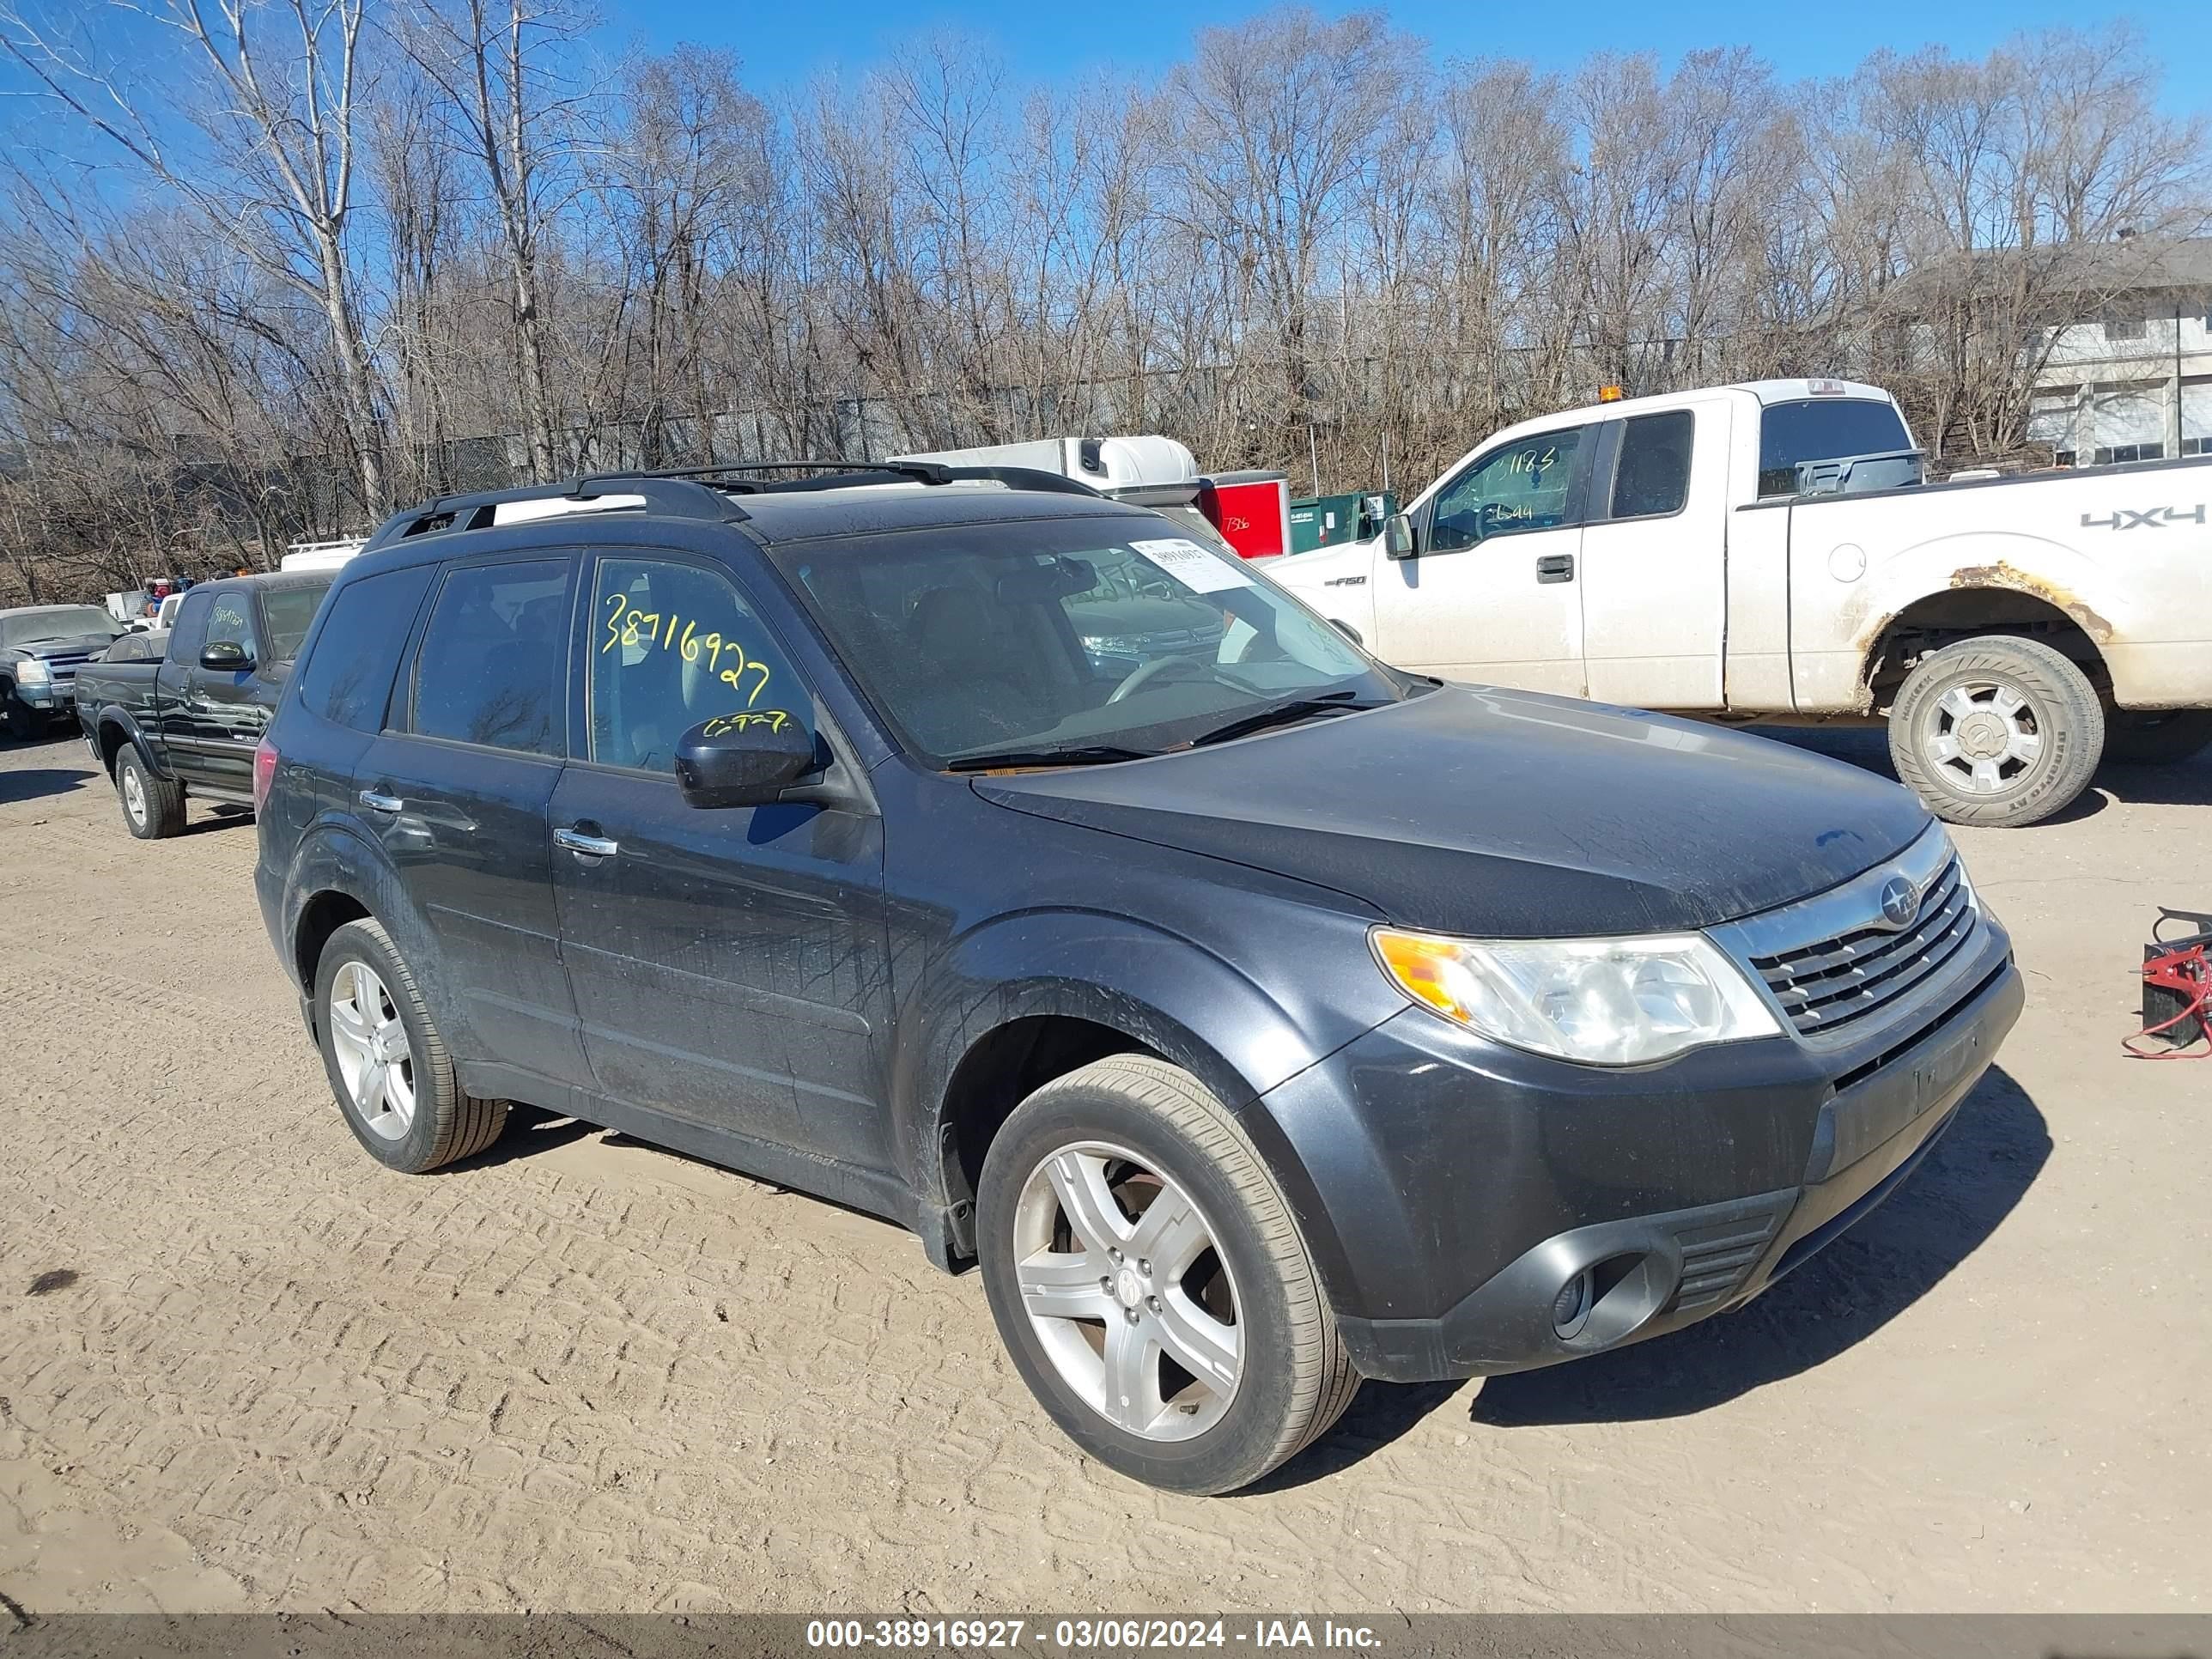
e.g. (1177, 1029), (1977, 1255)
(3, 0), (387, 510)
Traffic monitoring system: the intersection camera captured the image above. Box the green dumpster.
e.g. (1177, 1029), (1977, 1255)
(1288, 490), (1396, 552)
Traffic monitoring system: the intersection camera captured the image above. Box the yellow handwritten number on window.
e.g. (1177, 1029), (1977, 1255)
(603, 591), (775, 707)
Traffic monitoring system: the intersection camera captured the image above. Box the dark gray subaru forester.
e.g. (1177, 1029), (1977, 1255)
(254, 463), (2022, 1493)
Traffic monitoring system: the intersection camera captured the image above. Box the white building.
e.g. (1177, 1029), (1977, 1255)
(2019, 237), (2212, 465)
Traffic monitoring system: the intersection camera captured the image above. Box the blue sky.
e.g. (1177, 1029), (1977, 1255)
(596, 0), (2207, 110)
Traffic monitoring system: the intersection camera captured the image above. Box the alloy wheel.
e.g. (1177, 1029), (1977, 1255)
(1923, 678), (2045, 795)
(328, 961), (417, 1141)
(1011, 1141), (1243, 1441)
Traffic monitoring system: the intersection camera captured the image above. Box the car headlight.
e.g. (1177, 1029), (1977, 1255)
(1371, 927), (1782, 1066)
(13, 659), (51, 688)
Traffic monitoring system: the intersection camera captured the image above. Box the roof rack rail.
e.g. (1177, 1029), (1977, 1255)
(363, 475), (748, 550)
(362, 457), (1109, 551)
(568, 459), (1107, 501)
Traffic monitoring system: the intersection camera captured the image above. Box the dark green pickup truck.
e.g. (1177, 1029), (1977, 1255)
(74, 571), (334, 837)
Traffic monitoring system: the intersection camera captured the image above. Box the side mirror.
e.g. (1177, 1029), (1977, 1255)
(1383, 513), (1418, 561)
(673, 711), (819, 808)
(200, 641), (252, 672)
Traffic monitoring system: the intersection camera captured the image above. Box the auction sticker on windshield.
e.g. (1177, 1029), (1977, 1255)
(1130, 537), (1255, 594)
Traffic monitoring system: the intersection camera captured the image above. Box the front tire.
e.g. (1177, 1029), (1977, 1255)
(3, 694), (40, 743)
(313, 918), (507, 1172)
(1887, 635), (2103, 827)
(976, 1055), (1358, 1494)
(2103, 708), (2212, 768)
(114, 747), (185, 839)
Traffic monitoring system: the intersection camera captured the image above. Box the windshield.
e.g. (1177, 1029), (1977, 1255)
(770, 516), (1413, 765)
(1758, 398), (1912, 496)
(1, 606), (125, 649)
(261, 580), (333, 661)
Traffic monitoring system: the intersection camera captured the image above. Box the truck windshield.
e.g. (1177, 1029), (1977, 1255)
(262, 580), (334, 662)
(771, 518), (1409, 766)
(1758, 399), (1912, 496)
(1, 606), (125, 648)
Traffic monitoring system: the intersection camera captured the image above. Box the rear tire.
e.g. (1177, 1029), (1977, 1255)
(313, 918), (507, 1173)
(1887, 635), (2102, 827)
(976, 1055), (1358, 1494)
(2103, 708), (2212, 768)
(115, 747), (185, 839)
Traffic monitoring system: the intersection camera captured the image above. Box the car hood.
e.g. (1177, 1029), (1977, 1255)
(8, 631), (123, 659)
(971, 686), (1933, 937)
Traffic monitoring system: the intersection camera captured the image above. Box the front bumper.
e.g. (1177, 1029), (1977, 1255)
(15, 679), (68, 711)
(1262, 915), (2021, 1384)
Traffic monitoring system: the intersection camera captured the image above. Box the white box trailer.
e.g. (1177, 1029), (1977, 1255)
(894, 435), (1200, 498)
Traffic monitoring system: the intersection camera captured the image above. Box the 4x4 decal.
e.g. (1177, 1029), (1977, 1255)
(2080, 504), (2207, 531)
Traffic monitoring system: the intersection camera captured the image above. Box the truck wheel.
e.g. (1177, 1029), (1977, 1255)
(114, 747), (185, 839)
(2103, 708), (2212, 768)
(313, 918), (507, 1173)
(975, 1055), (1358, 1494)
(3, 694), (38, 743)
(1888, 636), (2103, 828)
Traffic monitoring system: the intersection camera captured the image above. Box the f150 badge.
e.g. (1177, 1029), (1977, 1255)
(2081, 504), (2206, 530)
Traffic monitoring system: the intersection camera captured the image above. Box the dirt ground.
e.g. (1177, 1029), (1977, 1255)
(1, 723), (2207, 1617)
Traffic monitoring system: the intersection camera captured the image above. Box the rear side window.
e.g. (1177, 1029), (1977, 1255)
(1758, 399), (1911, 497)
(295, 566), (434, 733)
(166, 592), (212, 664)
(408, 559), (573, 757)
(1610, 410), (1693, 519)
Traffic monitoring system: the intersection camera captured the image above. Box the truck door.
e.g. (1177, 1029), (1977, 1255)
(155, 590), (212, 772)
(1577, 400), (1729, 708)
(181, 586), (268, 797)
(1370, 422), (1591, 695)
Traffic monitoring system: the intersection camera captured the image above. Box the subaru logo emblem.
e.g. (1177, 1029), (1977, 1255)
(1879, 876), (1920, 929)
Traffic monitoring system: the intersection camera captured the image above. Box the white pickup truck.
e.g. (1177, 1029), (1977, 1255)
(1271, 378), (2212, 825)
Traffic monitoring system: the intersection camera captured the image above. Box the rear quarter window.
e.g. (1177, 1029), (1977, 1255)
(295, 566), (435, 733)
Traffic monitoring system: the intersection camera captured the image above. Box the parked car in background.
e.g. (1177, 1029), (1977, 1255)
(254, 463), (2019, 1494)
(1272, 377), (2212, 826)
(2, 603), (130, 740)
(74, 571), (333, 836)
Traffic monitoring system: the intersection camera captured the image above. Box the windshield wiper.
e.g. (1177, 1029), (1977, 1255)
(943, 744), (1156, 773)
(1187, 691), (1379, 749)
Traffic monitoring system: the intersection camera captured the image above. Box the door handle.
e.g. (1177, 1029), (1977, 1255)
(1535, 554), (1576, 584)
(555, 826), (620, 859)
(359, 790), (404, 813)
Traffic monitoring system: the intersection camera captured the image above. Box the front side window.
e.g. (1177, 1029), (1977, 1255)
(586, 556), (814, 773)
(1429, 427), (1588, 551)
(1610, 410), (1694, 520)
(204, 591), (259, 660)
(771, 517), (1407, 766)
(409, 558), (572, 757)
(1757, 398), (1912, 497)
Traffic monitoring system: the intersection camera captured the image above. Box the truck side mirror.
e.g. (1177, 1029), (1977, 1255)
(199, 641), (252, 672)
(1383, 513), (1418, 561)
